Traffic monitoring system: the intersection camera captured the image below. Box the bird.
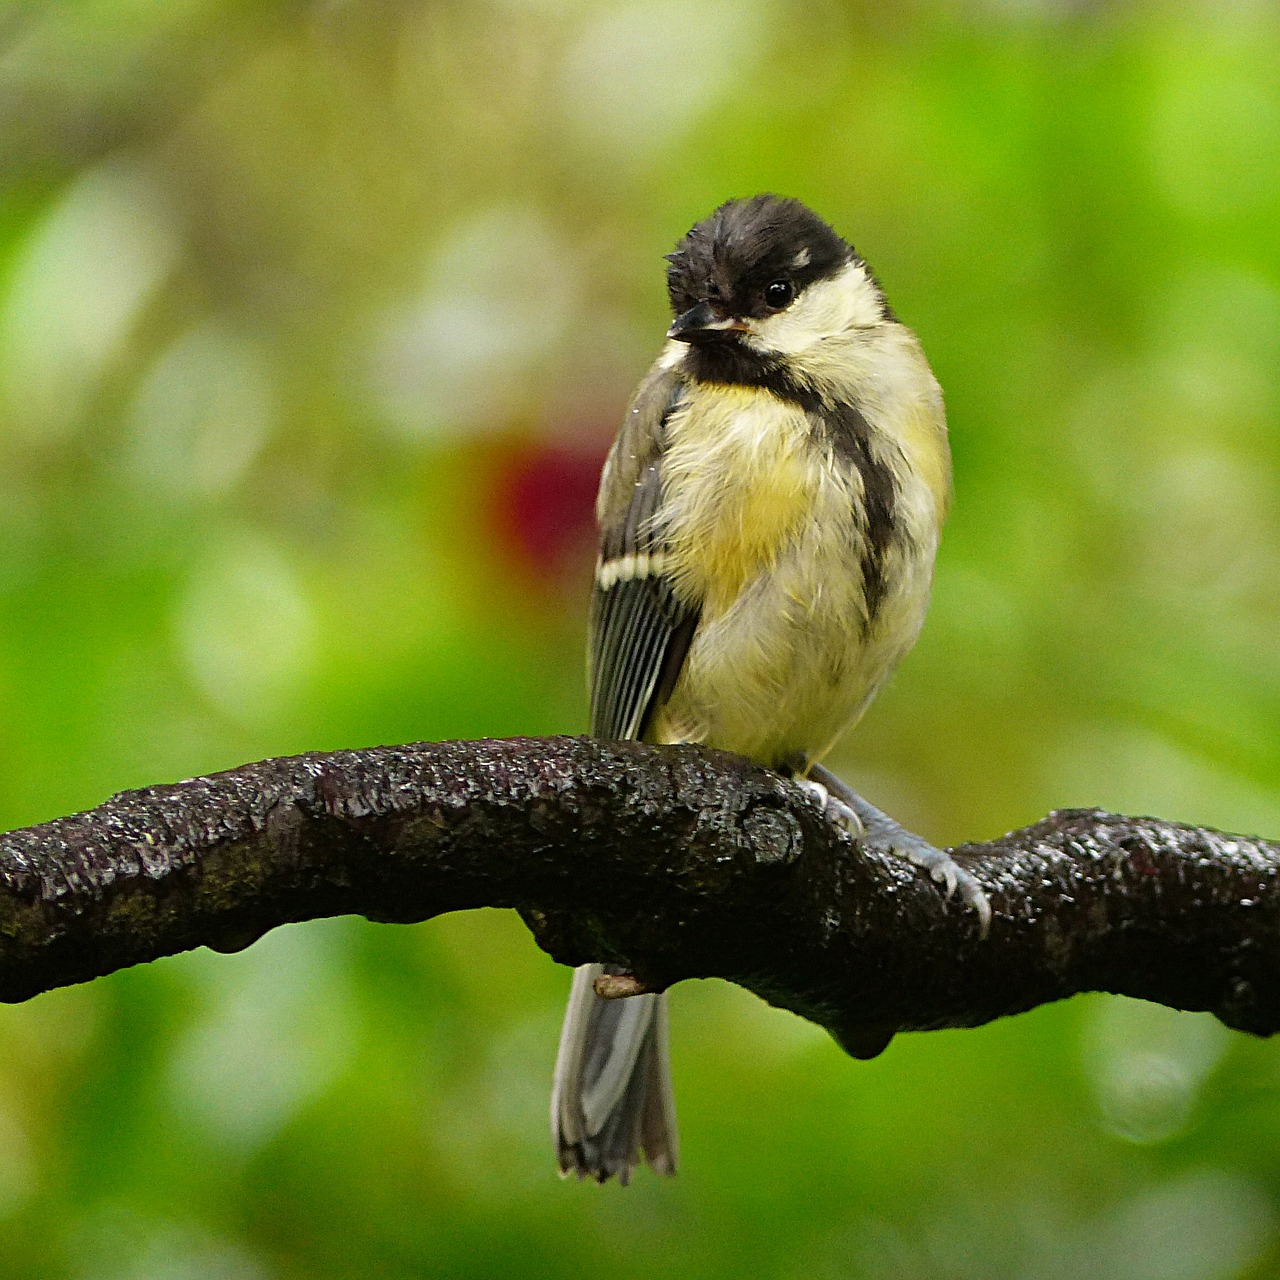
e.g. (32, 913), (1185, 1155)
(551, 194), (989, 1185)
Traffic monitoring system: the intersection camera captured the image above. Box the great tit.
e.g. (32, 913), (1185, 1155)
(552, 195), (990, 1185)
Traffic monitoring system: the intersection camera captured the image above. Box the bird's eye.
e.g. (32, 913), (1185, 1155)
(764, 280), (794, 309)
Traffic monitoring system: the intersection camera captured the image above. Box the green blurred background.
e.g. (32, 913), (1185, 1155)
(1, 1), (1279, 1276)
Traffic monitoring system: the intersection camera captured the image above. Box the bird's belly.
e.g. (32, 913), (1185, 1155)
(651, 380), (939, 768)
(653, 526), (934, 769)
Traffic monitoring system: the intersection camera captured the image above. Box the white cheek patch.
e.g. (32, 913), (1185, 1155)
(747, 262), (883, 356)
(656, 340), (686, 370)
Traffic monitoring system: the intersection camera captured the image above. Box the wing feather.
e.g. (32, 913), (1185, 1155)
(589, 370), (699, 742)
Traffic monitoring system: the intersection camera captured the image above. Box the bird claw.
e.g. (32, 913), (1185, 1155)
(800, 772), (992, 937)
(904, 840), (991, 937)
(932, 861), (959, 899)
(795, 779), (864, 837)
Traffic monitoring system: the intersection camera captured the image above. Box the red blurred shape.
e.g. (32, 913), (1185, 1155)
(489, 435), (608, 583)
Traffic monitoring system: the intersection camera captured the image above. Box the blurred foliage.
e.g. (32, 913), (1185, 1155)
(1, 0), (1280, 1276)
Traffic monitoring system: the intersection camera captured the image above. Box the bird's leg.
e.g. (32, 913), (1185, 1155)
(805, 763), (992, 937)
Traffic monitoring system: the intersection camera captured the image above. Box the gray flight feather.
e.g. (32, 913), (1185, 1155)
(588, 371), (697, 743)
(553, 363), (694, 1183)
(552, 965), (677, 1184)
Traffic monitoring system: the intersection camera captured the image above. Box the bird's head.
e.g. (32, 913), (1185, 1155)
(664, 195), (888, 357)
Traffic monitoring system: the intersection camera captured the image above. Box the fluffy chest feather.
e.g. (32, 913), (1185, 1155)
(660, 385), (827, 612)
(647, 368), (946, 766)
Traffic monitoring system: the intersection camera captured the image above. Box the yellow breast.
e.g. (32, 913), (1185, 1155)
(659, 386), (819, 612)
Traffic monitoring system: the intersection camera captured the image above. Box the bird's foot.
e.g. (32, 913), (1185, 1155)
(805, 765), (992, 938)
(877, 827), (992, 938)
(795, 778), (864, 837)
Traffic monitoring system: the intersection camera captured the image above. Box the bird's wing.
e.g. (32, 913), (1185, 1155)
(589, 365), (699, 742)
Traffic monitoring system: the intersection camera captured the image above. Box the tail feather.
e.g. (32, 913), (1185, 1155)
(552, 964), (678, 1183)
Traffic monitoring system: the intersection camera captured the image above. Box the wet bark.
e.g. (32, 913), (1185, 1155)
(1, 735), (1276, 1056)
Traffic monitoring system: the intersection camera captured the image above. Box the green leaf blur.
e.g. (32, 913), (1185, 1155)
(1, 2), (1279, 1276)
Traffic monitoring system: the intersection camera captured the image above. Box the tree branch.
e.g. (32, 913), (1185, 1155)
(1, 736), (1275, 1056)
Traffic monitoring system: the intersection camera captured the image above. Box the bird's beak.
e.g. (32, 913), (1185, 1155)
(667, 302), (749, 343)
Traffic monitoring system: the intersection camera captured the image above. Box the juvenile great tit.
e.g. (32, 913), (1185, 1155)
(552, 195), (990, 1185)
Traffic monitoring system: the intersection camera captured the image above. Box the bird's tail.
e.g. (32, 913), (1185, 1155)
(552, 963), (678, 1184)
